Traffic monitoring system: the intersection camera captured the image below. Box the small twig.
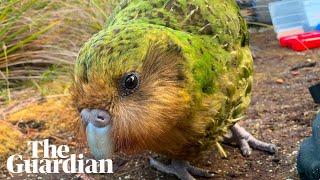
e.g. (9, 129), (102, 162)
(181, 5), (199, 25)
(46, 94), (70, 99)
(2, 93), (70, 116)
(8, 171), (13, 178)
(49, 135), (76, 146)
(290, 62), (317, 71)
(2, 96), (42, 115)
(0, 163), (6, 170)
(1, 42), (11, 103)
(247, 21), (273, 28)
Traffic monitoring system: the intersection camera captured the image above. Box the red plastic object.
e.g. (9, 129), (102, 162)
(279, 31), (320, 51)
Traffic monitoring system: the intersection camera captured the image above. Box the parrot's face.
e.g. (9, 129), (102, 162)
(71, 35), (191, 158)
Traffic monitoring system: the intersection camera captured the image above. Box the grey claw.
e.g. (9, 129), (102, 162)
(187, 164), (214, 177)
(230, 123), (277, 157)
(266, 144), (278, 154)
(247, 137), (278, 155)
(239, 139), (252, 157)
(149, 157), (213, 180)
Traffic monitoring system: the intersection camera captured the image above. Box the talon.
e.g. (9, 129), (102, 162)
(239, 138), (252, 156)
(187, 164), (214, 178)
(149, 157), (213, 180)
(227, 123), (277, 156)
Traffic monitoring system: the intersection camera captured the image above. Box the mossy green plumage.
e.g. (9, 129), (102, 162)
(73, 0), (253, 159)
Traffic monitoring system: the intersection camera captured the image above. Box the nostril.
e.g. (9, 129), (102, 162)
(92, 109), (111, 127)
(97, 115), (105, 121)
(81, 109), (110, 127)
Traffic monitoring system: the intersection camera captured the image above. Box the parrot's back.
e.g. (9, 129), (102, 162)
(107, 0), (249, 47)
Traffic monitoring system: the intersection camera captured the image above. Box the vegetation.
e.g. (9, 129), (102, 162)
(0, 0), (121, 160)
(0, 0), (118, 102)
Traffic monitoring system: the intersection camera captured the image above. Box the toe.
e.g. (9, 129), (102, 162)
(239, 139), (252, 157)
(267, 144), (278, 154)
(150, 158), (197, 180)
(187, 165), (214, 178)
(149, 157), (175, 174)
(241, 148), (252, 157)
(247, 138), (278, 154)
(175, 169), (196, 180)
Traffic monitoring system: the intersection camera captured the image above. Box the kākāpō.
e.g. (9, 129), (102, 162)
(297, 112), (320, 180)
(71, 0), (277, 179)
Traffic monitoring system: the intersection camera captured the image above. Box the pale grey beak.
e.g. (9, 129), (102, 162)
(80, 108), (111, 128)
(80, 108), (113, 159)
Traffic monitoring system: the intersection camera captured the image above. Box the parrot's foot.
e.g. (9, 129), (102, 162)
(227, 123), (277, 156)
(149, 157), (214, 180)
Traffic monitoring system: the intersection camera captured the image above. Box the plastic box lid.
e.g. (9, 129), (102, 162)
(269, 0), (306, 35)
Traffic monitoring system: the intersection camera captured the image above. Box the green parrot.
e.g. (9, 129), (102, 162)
(72, 0), (277, 179)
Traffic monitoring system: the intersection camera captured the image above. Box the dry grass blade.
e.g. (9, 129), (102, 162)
(0, 0), (119, 90)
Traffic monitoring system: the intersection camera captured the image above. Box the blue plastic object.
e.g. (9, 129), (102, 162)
(269, 0), (305, 35)
(297, 113), (320, 180)
(269, 0), (320, 38)
(317, 24), (320, 31)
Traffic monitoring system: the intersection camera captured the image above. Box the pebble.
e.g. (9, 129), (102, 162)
(276, 79), (285, 84)
(291, 71), (300, 76)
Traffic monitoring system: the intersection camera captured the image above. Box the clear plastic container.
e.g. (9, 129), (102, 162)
(269, 0), (306, 37)
(269, 0), (320, 38)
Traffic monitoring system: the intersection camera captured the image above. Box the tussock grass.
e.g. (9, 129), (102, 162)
(0, 0), (118, 95)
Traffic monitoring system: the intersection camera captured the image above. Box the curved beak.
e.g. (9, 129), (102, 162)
(80, 108), (113, 160)
(80, 108), (111, 128)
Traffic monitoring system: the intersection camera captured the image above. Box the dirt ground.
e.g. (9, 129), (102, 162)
(0, 29), (319, 180)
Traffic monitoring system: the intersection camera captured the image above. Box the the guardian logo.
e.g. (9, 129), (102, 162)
(6, 139), (113, 174)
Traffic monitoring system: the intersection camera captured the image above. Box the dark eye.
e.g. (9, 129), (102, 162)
(125, 74), (138, 89)
(121, 72), (140, 95)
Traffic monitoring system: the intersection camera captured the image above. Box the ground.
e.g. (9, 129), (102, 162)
(0, 29), (319, 180)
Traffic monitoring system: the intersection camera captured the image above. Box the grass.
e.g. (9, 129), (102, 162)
(1, 42), (11, 103)
(0, 0), (118, 100)
(0, 120), (24, 162)
(0, 0), (120, 158)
